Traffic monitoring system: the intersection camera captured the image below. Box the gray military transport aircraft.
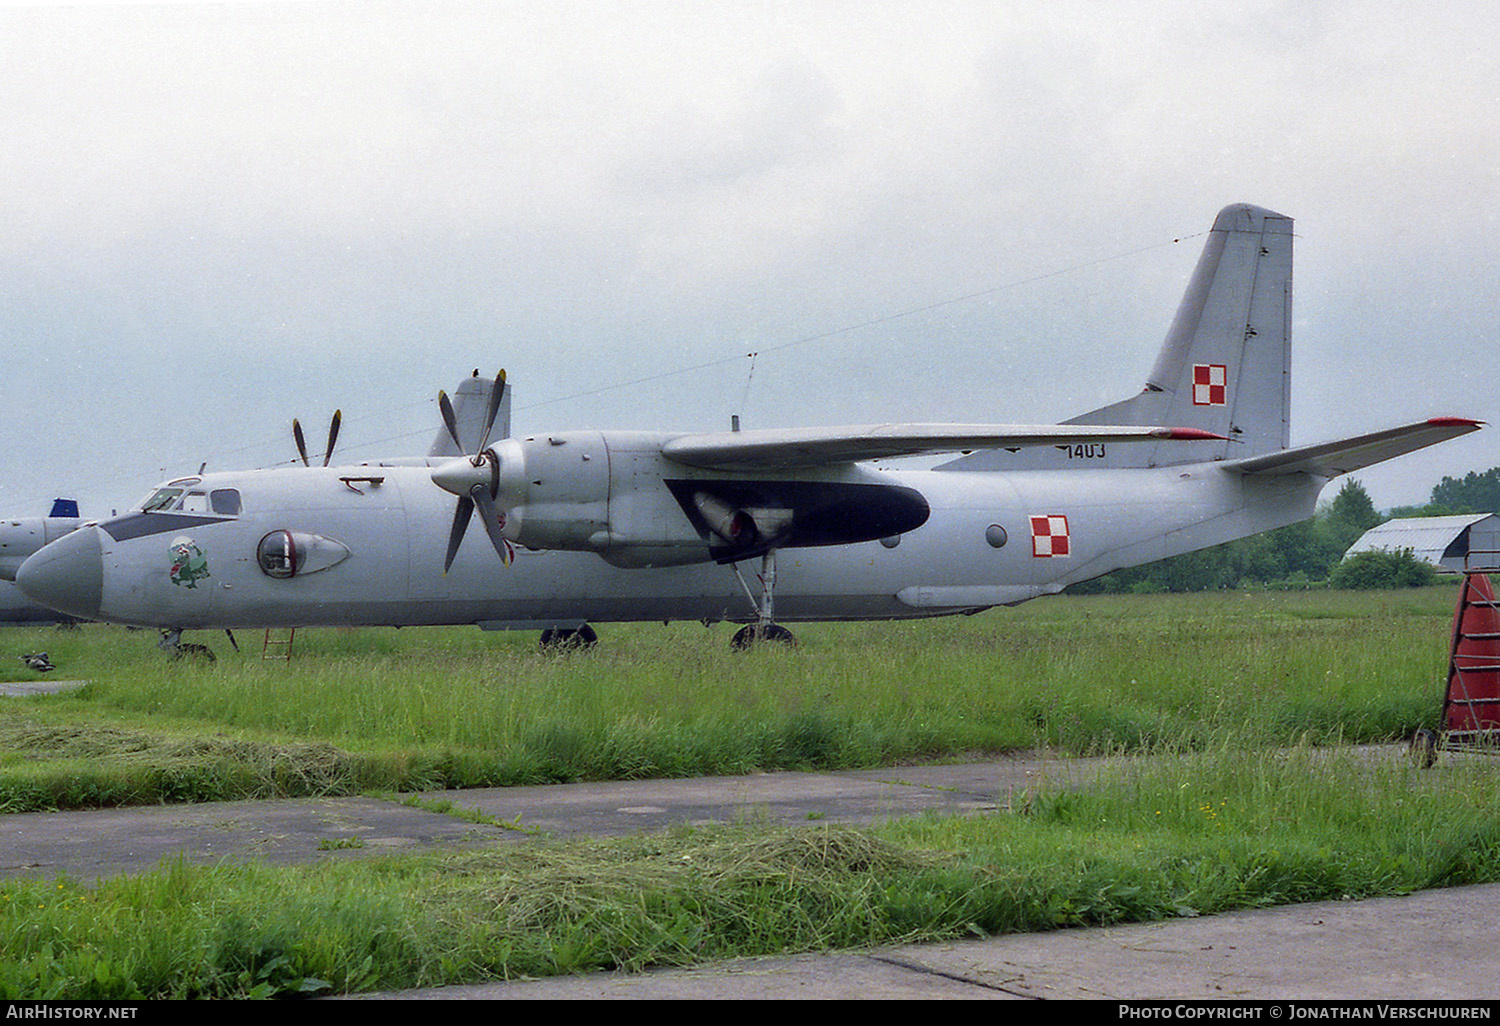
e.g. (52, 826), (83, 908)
(14, 204), (1484, 652)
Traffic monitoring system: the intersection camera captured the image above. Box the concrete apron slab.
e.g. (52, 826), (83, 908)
(0, 756), (1099, 881)
(423, 753), (1102, 837)
(0, 797), (498, 880)
(0, 678), (89, 696)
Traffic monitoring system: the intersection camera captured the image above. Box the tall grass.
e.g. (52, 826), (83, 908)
(0, 587), (1458, 810)
(879, 742), (1500, 930)
(1, 588), (1493, 999)
(2, 744), (1498, 998)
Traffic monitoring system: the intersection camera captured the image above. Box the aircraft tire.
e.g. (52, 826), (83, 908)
(539, 624), (599, 653)
(1409, 728), (1438, 769)
(730, 624), (796, 650)
(169, 642), (217, 663)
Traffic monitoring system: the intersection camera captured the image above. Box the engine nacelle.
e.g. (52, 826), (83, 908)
(490, 433), (611, 553)
(433, 430), (930, 569)
(0, 516), (82, 582)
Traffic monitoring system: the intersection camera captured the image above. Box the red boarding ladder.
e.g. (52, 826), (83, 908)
(1440, 553), (1500, 751)
(262, 628), (296, 662)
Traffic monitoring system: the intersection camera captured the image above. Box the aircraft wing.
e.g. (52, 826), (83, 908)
(1225, 418), (1483, 478)
(661, 423), (1225, 472)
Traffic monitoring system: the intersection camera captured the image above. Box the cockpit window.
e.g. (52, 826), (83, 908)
(139, 488), (184, 512)
(136, 482), (241, 517)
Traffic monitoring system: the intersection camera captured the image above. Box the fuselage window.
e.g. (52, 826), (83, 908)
(210, 489), (242, 515)
(181, 492), (209, 513)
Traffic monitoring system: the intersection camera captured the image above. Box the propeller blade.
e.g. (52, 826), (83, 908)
(443, 494), (475, 575)
(293, 419), (310, 467)
(438, 390), (463, 452)
(323, 410), (342, 467)
(437, 372), (510, 571)
(470, 485), (512, 564)
(477, 370), (506, 452)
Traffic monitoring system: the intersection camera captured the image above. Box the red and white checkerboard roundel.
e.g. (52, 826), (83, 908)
(1192, 363), (1227, 406)
(1030, 514), (1070, 557)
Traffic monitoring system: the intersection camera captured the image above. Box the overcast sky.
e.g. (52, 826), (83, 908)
(2, 0), (1496, 516)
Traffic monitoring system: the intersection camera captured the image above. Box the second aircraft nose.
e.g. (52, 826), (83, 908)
(16, 524), (103, 621)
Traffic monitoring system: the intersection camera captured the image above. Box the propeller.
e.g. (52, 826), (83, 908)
(293, 410), (343, 467)
(433, 370), (510, 573)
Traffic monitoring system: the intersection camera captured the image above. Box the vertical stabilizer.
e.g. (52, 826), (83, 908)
(939, 203), (1292, 471)
(427, 370), (511, 457)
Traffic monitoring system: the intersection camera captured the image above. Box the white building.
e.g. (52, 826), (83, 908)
(1345, 514), (1500, 573)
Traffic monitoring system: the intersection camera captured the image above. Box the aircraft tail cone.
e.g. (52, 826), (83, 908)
(1443, 573), (1500, 734)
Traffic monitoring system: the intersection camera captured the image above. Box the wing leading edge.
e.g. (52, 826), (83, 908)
(661, 424), (1225, 472)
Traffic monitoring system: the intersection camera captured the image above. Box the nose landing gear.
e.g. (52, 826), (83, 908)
(158, 629), (217, 662)
(539, 623), (599, 653)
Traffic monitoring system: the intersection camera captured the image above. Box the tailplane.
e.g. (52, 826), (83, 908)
(940, 203), (1292, 471)
(1227, 417), (1482, 478)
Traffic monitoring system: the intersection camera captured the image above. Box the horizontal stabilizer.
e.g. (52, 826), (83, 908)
(1226, 418), (1483, 478)
(662, 423), (1224, 472)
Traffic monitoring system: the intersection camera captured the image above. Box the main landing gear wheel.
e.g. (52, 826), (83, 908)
(539, 624), (599, 653)
(730, 623), (797, 650)
(728, 550), (796, 651)
(1409, 728), (1439, 769)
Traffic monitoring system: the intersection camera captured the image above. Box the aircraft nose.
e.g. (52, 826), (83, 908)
(16, 524), (103, 620)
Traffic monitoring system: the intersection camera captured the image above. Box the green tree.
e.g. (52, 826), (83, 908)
(1326, 479), (1383, 550)
(1430, 468), (1500, 514)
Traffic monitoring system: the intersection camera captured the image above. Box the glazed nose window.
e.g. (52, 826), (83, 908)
(257, 530), (298, 578)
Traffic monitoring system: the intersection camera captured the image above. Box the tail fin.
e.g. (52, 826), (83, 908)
(940, 203), (1293, 471)
(426, 370), (511, 457)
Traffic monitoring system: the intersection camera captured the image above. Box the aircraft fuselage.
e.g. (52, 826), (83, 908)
(16, 451), (1322, 631)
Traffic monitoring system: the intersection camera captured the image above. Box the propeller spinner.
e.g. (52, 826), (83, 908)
(431, 370), (512, 573)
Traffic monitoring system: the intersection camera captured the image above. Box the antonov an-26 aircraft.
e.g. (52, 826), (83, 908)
(15, 204), (1483, 651)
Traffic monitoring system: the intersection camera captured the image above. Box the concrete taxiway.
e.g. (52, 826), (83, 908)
(1, 736), (1496, 1000)
(0, 754), (1087, 879)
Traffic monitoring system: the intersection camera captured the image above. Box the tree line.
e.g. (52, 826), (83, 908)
(1069, 467), (1500, 594)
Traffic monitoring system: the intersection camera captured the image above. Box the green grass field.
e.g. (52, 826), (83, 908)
(0, 587), (1460, 811)
(3, 585), (1496, 998)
